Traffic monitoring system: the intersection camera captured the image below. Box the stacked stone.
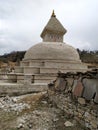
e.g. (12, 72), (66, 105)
(48, 69), (98, 103)
(48, 69), (98, 129)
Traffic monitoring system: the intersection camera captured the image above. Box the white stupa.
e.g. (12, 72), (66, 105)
(15, 11), (87, 83)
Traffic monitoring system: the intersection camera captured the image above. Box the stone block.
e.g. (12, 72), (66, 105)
(0, 83), (48, 96)
(17, 74), (24, 83)
(7, 74), (17, 83)
(24, 74), (33, 84)
(34, 74), (57, 80)
(24, 67), (40, 74)
(21, 61), (29, 66)
(34, 79), (52, 84)
(15, 67), (24, 73)
(29, 61), (44, 67)
(40, 68), (58, 73)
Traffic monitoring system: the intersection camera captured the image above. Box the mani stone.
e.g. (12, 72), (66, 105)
(83, 78), (96, 100)
(72, 79), (83, 98)
(66, 78), (74, 91)
(54, 77), (67, 91)
(94, 93), (98, 103)
(72, 80), (78, 93)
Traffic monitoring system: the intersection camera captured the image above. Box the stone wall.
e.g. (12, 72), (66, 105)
(48, 69), (98, 103)
(48, 69), (98, 130)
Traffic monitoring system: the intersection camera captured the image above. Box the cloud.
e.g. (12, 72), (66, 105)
(0, 0), (98, 55)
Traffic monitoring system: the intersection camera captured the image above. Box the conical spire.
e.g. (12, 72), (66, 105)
(41, 11), (67, 42)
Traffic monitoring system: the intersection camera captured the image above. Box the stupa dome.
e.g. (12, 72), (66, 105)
(24, 11), (80, 63)
(12, 11), (87, 85)
(24, 42), (80, 62)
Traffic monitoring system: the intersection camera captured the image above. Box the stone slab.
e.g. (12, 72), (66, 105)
(29, 61), (44, 67)
(83, 78), (96, 100)
(15, 67), (24, 73)
(0, 83), (48, 96)
(40, 67), (87, 74)
(73, 80), (83, 97)
(24, 67), (40, 74)
(45, 61), (87, 70)
(54, 77), (67, 91)
(34, 75), (57, 80)
(34, 79), (54, 84)
(40, 68), (58, 73)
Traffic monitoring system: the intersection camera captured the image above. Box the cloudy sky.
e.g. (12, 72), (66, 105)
(0, 0), (98, 55)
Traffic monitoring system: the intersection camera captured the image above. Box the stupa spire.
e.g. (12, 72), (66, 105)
(51, 10), (56, 17)
(41, 11), (67, 42)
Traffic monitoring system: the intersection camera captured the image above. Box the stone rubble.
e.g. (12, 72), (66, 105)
(64, 121), (74, 127)
(48, 91), (98, 130)
(16, 109), (59, 130)
(0, 92), (92, 130)
(0, 95), (30, 112)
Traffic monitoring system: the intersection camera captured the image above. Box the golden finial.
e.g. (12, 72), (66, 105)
(51, 10), (56, 17)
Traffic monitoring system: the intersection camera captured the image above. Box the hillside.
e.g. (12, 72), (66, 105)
(0, 49), (98, 68)
(0, 51), (26, 63)
(77, 49), (98, 63)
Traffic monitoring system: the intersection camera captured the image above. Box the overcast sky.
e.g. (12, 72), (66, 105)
(0, 0), (98, 55)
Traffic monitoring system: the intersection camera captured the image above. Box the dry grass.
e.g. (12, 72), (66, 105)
(18, 92), (46, 106)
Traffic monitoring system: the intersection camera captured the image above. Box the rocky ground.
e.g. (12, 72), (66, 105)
(0, 92), (88, 130)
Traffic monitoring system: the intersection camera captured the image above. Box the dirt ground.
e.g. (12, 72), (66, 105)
(0, 92), (88, 130)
